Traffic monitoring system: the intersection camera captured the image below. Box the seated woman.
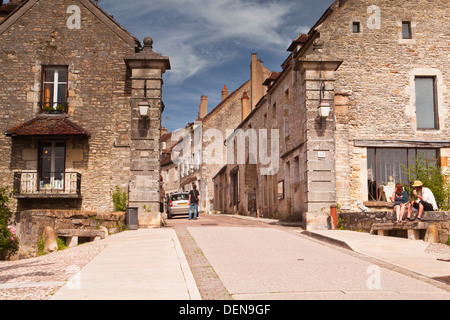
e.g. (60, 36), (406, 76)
(389, 183), (409, 223)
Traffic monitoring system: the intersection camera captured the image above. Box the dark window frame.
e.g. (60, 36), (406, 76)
(352, 21), (361, 33)
(38, 140), (67, 191)
(402, 21), (412, 39)
(40, 65), (69, 113)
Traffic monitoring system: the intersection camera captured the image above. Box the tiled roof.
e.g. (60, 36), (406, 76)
(4, 116), (90, 137)
(287, 33), (309, 52)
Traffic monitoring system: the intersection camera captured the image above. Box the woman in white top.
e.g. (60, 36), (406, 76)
(407, 180), (438, 221)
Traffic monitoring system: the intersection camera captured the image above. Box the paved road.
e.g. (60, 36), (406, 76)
(165, 213), (450, 300)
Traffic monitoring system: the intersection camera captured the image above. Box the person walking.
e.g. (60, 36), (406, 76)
(407, 180), (438, 221)
(188, 184), (200, 220)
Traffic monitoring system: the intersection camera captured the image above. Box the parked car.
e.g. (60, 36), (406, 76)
(166, 192), (190, 219)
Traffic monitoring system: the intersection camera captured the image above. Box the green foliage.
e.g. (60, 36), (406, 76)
(112, 186), (128, 212)
(38, 235), (67, 256)
(57, 238), (67, 251)
(402, 154), (450, 210)
(0, 187), (19, 260)
(38, 235), (45, 256)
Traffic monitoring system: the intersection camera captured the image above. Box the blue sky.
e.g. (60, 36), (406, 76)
(99, 0), (334, 132)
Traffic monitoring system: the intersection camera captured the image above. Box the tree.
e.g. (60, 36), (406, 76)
(402, 154), (450, 210)
(0, 187), (19, 260)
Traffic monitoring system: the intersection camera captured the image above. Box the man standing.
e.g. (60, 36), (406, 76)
(189, 184), (200, 220)
(407, 180), (438, 221)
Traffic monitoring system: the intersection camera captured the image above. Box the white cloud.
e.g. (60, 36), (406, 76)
(101, 0), (295, 83)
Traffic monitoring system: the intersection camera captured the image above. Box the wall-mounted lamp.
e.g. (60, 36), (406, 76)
(139, 100), (150, 117)
(318, 81), (330, 118)
(318, 100), (331, 118)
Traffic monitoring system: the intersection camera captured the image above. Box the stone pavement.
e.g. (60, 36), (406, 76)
(228, 214), (449, 287)
(51, 228), (201, 300)
(303, 229), (450, 285)
(48, 214), (449, 300)
(188, 225), (450, 299)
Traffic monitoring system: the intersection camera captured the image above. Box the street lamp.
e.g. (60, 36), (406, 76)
(139, 100), (150, 118)
(318, 100), (331, 118)
(318, 81), (330, 118)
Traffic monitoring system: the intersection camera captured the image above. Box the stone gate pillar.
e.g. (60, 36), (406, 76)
(297, 60), (341, 230)
(125, 37), (170, 227)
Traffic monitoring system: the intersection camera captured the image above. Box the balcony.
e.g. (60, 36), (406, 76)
(14, 172), (81, 199)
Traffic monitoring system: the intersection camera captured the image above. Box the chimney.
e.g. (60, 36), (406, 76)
(250, 53), (264, 110)
(198, 95), (208, 119)
(221, 85), (229, 101)
(241, 92), (251, 121)
(161, 127), (167, 137)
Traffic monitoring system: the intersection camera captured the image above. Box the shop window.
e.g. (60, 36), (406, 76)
(367, 148), (438, 200)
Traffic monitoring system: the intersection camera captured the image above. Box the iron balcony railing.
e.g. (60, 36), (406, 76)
(14, 172), (81, 198)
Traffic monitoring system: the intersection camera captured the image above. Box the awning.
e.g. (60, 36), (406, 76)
(4, 116), (90, 138)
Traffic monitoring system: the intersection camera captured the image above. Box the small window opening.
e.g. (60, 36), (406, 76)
(402, 21), (412, 39)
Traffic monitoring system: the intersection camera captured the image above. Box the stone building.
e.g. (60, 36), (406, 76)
(214, 0), (449, 230)
(160, 129), (181, 197)
(165, 54), (271, 213)
(0, 0), (170, 228)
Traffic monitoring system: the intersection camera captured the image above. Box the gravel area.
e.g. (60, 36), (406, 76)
(425, 243), (450, 260)
(0, 241), (106, 300)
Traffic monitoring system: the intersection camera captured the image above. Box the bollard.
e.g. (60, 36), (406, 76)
(330, 205), (338, 230)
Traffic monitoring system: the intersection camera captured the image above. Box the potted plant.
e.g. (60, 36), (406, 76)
(56, 104), (66, 113)
(42, 105), (55, 113)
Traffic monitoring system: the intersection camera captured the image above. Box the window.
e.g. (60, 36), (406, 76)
(41, 66), (68, 112)
(284, 89), (290, 103)
(39, 141), (66, 190)
(415, 77), (438, 129)
(402, 21), (412, 39)
(284, 118), (289, 138)
(230, 170), (239, 206)
(171, 194), (189, 201)
(367, 148), (439, 200)
(352, 22), (360, 33)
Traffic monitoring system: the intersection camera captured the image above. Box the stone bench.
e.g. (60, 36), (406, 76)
(370, 221), (430, 240)
(370, 220), (450, 242)
(57, 228), (107, 248)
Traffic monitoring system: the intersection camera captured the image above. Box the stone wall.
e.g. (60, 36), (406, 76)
(202, 80), (252, 213)
(338, 210), (450, 234)
(19, 210), (125, 258)
(0, 0), (137, 214)
(304, 0), (450, 209)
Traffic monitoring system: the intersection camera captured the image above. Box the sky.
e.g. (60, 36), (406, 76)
(98, 0), (335, 133)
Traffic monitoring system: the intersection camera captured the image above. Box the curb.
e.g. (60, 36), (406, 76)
(301, 230), (354, 251)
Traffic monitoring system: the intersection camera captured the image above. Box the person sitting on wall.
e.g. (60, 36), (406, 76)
(407, 180), (438, 221)
(389, 183), (409, 223)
